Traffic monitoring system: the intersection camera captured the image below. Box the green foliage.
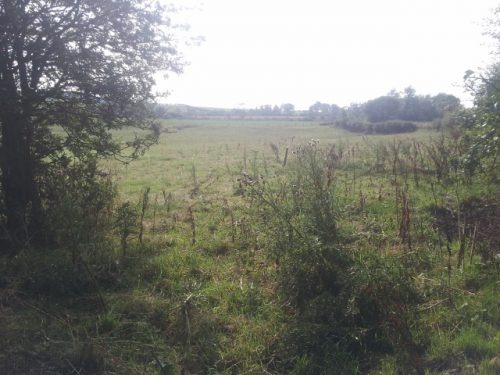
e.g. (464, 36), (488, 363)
(400, 92), (439, 122)
(425, 268), (500, 373)
(0, 0), (183, 251)
(43, 158), (116, 255)
(462, 63), (500, 176)
(337, 119), (417, 134)
(461, 7), (500, 176)
(309, 101), (343, 121)
(115, 201), (139, 255)
(431, 93), (462, 116)
(362, 89), (450, 123)
(242, 143), (423, 373)
(364, 95), (402, 122)
(1, 118), (499, 374)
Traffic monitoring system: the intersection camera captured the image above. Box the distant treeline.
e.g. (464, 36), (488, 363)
(153, 103), (302, 119)
(308, 87), (461, 124)
(315, 88), (461, 134)
(156, 87), (461, 127)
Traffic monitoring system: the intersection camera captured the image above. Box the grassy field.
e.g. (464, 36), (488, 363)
(1, 119), (499, 374)
(114, 119), (435, 194)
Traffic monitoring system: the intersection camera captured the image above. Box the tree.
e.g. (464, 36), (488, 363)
(308, 101), (342, 120)
(280, 103), (295, 116)
(463, 64), (500, 174)
(462, 6), (500, 175)
(364, 96), (401, 122)
(387, 88), (401, 98)
(255, 104), (272, 116)
(431, 93), (461, 116)
(0, 0), (182, 252)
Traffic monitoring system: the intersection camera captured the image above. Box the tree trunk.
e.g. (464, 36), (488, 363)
(0, 68), (40, 254)
(0, 110), (39, 253)
(0, 3), (43, 254)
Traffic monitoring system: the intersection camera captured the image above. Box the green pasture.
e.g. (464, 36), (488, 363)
(114, 119), (435, 197)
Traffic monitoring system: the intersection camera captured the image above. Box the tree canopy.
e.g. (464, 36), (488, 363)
(462, 5), (500, 175)
(0, 0), (183, 251)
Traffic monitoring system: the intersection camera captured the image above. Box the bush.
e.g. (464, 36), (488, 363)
(241, 143), (423, 373)
(0, 159), (120, 298)
(43, 158), (116, 254)
(337, 120), (417, 134)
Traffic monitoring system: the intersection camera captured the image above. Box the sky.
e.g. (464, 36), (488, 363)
(158, 0), (499, 109)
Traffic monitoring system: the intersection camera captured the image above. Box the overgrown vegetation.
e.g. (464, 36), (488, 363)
(1, 118), (498, 374)
(336, 119), (418, 134)
(240, 142), (424, 373)
(1, 2), (499, 375)
(0, 0), (181, 253)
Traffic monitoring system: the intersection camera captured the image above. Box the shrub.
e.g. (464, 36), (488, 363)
(43, 158), (116, 258)
(0, 159), (119, 299)
(241, 142), (423, 373)
(337, 120), (417, 134)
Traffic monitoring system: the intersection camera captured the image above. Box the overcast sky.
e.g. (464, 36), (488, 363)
(159, 0), (499, 109)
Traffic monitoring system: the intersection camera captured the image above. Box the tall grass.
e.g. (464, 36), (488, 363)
(1, 120), (498, 374)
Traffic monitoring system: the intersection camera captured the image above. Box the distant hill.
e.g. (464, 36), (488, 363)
(153, 103), (309, 120)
